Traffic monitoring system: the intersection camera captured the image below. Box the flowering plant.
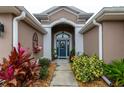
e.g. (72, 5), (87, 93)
(33, 45), (42, 53)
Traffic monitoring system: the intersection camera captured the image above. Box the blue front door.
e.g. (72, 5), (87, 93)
(60, 40), (66, 57)
(56, 39), (70, 58)
(57, 40), (66, 58)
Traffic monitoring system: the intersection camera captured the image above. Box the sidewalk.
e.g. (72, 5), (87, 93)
(50, 59), (78, 87)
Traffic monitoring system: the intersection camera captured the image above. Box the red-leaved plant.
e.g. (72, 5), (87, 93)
(0, 43), (40, 87)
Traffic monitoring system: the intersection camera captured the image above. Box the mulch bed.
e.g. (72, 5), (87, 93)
(30, 63), (56, 87)
(78, 78), (109, 87)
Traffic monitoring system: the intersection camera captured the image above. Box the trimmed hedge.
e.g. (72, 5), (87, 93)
(38, 57), (50, 80)
(38, 58), (50, 67)
(39, 66), (49, 79)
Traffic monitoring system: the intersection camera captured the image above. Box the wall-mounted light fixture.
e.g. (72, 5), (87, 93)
(0, 22), (4, 37)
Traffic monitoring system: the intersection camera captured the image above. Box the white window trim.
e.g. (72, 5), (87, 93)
(42, 18), (83, 28)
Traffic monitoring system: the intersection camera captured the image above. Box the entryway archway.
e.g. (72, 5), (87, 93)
(52, 23), (75, 59)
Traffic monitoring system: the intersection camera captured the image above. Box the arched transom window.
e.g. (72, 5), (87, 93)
(56, 32), (70, 40)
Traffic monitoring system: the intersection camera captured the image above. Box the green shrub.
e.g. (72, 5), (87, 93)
(104, 59), (124, 86)
(38, 58), (50, 67)
(72, 55), (104, 82)
(39, 66), (49, 79)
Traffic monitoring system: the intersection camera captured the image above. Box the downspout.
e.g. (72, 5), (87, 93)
(93, 20), (103, 60)
(93, 20), (112, 86)
(13, 11), (26, 50)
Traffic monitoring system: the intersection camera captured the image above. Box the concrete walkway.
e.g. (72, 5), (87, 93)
(50, 59), (78, 87)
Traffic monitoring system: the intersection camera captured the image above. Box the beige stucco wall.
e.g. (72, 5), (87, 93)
(0, 14), (13, 61)
(18, 21), (43, 60)
(103, 21), (124, 64)
(83, 27), (99, 56)
(49, 9), (77, 23)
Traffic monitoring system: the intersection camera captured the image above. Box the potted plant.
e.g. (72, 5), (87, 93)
(52, 49), (57, 60)
(69, 48), (75, 62)
(33, 45), (42, 53)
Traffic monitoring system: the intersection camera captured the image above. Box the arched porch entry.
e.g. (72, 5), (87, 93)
(52, 23), (75, 59)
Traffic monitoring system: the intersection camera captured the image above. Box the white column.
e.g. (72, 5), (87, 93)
(43, 27), (52, 60)
(75, 26), (84, 55)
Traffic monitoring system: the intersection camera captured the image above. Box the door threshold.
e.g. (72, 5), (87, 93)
(57, 57), (69, 59)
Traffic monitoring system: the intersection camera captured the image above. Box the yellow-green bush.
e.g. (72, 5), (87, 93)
(72, 55), (104, 82)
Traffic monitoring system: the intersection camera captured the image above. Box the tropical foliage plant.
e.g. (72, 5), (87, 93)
(71, 55), (104, 82)
(104, 59), (124, 86)
(0, 43), (39, 87)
